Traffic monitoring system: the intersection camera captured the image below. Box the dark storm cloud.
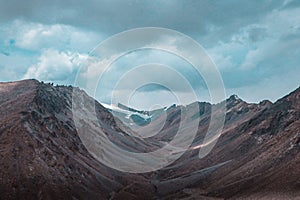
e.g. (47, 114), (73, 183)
(0, 0), (288, 40)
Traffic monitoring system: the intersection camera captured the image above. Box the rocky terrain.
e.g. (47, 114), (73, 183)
(0, 79), (299, 199)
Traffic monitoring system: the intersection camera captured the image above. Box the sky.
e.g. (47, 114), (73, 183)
(0, 0), (300, 109)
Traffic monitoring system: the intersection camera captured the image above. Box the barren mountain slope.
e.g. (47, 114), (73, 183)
(0, 79), (299, 199)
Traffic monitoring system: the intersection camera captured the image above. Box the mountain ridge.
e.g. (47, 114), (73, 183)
(0, 79), (299, 199)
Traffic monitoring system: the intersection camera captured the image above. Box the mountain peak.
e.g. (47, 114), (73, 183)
(228, 94), (242, 102)
(226, 94), (245, 109)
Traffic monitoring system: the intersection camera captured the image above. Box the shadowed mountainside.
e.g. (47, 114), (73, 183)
(0, 79), (299, 199)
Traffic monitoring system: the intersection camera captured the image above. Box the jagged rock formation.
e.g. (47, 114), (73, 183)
(0, 79), (299, 199)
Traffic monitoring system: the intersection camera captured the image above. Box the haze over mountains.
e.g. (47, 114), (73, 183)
(0, 79), (299, 199)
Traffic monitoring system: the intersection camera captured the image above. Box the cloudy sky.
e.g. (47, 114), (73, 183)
(0, 0), (300, 109)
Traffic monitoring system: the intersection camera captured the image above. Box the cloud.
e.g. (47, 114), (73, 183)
(23, 49), (88, 82)
(94, 49), (208, 94)
(0, 0), (289, 38)
(0, 20), (102, 84)
(1, 20), (102, 52)
(240, 7), (300, 71)
(0, 53), (37, 81)
(226, 68), (300, 103)
(203, 6), (300, 91)
(0, 0), (300, 106)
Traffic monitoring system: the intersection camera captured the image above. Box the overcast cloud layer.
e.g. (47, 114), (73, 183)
(0, 0), (299, 108)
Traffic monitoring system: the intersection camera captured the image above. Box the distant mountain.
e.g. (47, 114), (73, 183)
(102, 102), (171, 128)
(0, 79), (299, 199)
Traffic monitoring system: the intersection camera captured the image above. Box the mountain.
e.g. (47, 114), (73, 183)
(0, 80), (151, 199)
(0, 79), (299, 199)
(102, 102), (171, 127)
(102, 102), (153, 127)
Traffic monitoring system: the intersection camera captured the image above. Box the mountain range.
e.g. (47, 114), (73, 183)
(0, 79), (299, 199)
